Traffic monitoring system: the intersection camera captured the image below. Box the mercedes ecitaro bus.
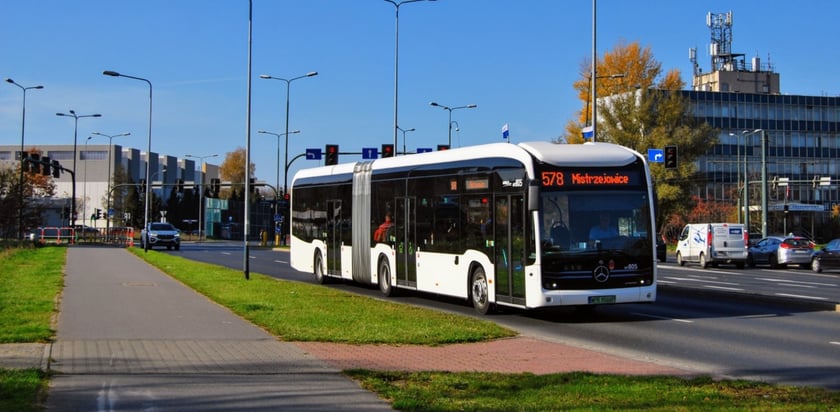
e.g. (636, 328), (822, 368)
(290, 141), (657, 314)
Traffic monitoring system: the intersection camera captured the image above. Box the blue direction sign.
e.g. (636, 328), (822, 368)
(648, 148), (664, 163)
(362, 147), (378, 159)
(306, 148), (322, 160)
(416, 148), (433, 153)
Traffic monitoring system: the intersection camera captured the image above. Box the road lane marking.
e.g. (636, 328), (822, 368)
(631, 312), (693, 323)
(830, 341), (840, 346)
(662, 276), (740, 286)
(774, 293), (828, 301)
(756, 278), (838, 287)
(274, 260), (287, 264)
(703, 285), (745, 292)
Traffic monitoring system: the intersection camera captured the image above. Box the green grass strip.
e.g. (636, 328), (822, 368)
(0, 247), (65, 343)
(129, 248), (515, 344)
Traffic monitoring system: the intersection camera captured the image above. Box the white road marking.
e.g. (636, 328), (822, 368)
(830, 341), (840, 346)
(274, 260), (287, 264)
(663, 276), (740, 286)
(631, 312), (693, 323)
(704, 285), (745, 292)
(774, 293), (829, 301)
(756, 278), (838, 287)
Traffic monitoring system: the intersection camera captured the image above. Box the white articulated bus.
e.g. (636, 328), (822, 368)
(289, 141), (657, 314)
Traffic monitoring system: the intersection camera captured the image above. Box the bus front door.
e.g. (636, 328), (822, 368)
(395, 197), (417, 288)
(494, 195), (526, 305)
(326, 199), (342, 276)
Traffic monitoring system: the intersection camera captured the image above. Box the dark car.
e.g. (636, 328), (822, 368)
(811, 238), (840, 273)
(141, 222), (181, 250)
(747, 235), (814, 268)
(656, 238), (667, 263)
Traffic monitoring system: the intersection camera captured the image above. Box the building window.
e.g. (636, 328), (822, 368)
(48, 151), (74, 160)
(80, 150), (107, 160)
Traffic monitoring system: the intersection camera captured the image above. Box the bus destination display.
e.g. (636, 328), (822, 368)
(540, 170), (641, 187)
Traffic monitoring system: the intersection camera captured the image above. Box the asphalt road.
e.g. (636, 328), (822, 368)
(172, 241), (840, 390)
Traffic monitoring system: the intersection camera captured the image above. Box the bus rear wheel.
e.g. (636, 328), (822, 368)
(314, 251), (328, 284)
(470, 267), (492, 315)
(378, 259), (394, 297)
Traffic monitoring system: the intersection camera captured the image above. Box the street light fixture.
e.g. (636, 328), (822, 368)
(103, 70), (153, 251)
(429, 102), (477, 148)
(185, 154), (218, 242)
(257, 130), (300, 197)
(259, 72), (317, 195)
(384, 0), (436, 156)
(56, 110), (102, 228)
(91, 131), (130, 237)
(397, 126), (415, 155)
(6, 78), (44, 240)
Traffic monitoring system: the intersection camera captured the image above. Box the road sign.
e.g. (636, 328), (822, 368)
(362, 147), (378, 159)
(417, 148), (433, 153)
(648, 149), (664, 163)
(305, 148), (322, 160)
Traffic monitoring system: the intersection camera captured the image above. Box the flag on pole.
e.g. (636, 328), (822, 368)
(501, 123), (509, 140)
(581, 125), (594, 140)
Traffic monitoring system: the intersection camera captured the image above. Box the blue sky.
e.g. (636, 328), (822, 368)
(3, 1), (839, 189)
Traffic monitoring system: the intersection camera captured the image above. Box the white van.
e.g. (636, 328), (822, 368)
(675, 223), (748, 268)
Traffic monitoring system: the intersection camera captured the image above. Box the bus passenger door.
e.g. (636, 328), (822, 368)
(494, 195), (526, 305)
(395, 197), (417, 287)
(326, 199), (342, 276)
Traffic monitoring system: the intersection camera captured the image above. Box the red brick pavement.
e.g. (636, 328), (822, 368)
(295, 336), (694, 376)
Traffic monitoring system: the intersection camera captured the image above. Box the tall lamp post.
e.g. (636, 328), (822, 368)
(397, 126), (415, 155)
(56, 110), (102, 229)
(185, 154), (218, 242)
(257, 130), (299, 246)
(384, 0), (436, 156)
(259, 72), (317, 194)
(429, 102), (477, 148)
(103, 70), (153, 251)
(83, 136), (92, 228)
(91, 131), (130, 237)
(6, 78), (44, 240)
(741, 129), (768, 239)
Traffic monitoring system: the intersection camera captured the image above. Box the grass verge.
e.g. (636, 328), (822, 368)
(0, 369), (47, 412)
(128, 248), (515, 344)
(347, 370), (840, 411)
(0, 246), (65, 343)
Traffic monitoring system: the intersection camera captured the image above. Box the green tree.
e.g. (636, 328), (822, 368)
(0, 149), (58, 239)
(563, 40), (718, 234)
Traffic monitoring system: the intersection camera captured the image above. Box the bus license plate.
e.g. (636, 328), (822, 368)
(588, 295), (616, 304)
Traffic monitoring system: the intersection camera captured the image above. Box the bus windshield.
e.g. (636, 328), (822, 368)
(540, 189), (653, 256)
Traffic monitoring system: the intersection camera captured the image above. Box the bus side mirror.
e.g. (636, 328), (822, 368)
(528, 184), (539, 211)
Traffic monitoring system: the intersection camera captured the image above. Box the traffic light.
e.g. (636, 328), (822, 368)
(211, 178), (221, 197)
(325, 144), (339, 165)
(51, 160), (61, 178)
(664, 145), (678, 169)
(29, 153), (40, 174)
(139, 179), (147, 194)
(249, 178), (256, 194)
(381, 144), (394, 158)
(21, 153), (30, 173)
(95, 209), (102, 220)
(437, 144), (450, 151)
(177, 178), (185, 193)
(40, 156), (51, 176)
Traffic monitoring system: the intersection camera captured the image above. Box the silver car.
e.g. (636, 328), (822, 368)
(747, 235), (814, 268)
(141, 222), (181, 250)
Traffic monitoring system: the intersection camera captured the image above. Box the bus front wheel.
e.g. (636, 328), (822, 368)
(314, 252), (328, 284)
(470, 267), (492, 315)
(378, 259), (394, 297)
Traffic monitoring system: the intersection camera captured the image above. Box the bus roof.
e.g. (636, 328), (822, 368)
(291, 141), (642, 184)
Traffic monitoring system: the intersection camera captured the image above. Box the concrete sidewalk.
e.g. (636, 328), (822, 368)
(0, 247), (689, 410)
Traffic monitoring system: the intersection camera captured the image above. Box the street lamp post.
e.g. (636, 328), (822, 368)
(257, 130), (299, 246)
(56, 110), (102, 229)
(6, 78), (44, 240)
(91, 131), (130, 238)
(259, 72), (317, 195)
(185, 154), (218, 242)
(397, 126), (415, 155)
(384, 0), (436, 156)
(741, 129), (769, 238)
(429, 102), (477, 148)
(103, 70), (153, 251)
(83, 136), (92, 228)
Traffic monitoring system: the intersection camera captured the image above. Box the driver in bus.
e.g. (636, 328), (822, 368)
(589, 212), (618, 241)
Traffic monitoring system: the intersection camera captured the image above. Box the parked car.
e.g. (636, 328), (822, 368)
(140, 222), (181, 250)
(656, 238), (667, 263)
(810, 238), (840, 273)
(747, 235), (814, 268)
